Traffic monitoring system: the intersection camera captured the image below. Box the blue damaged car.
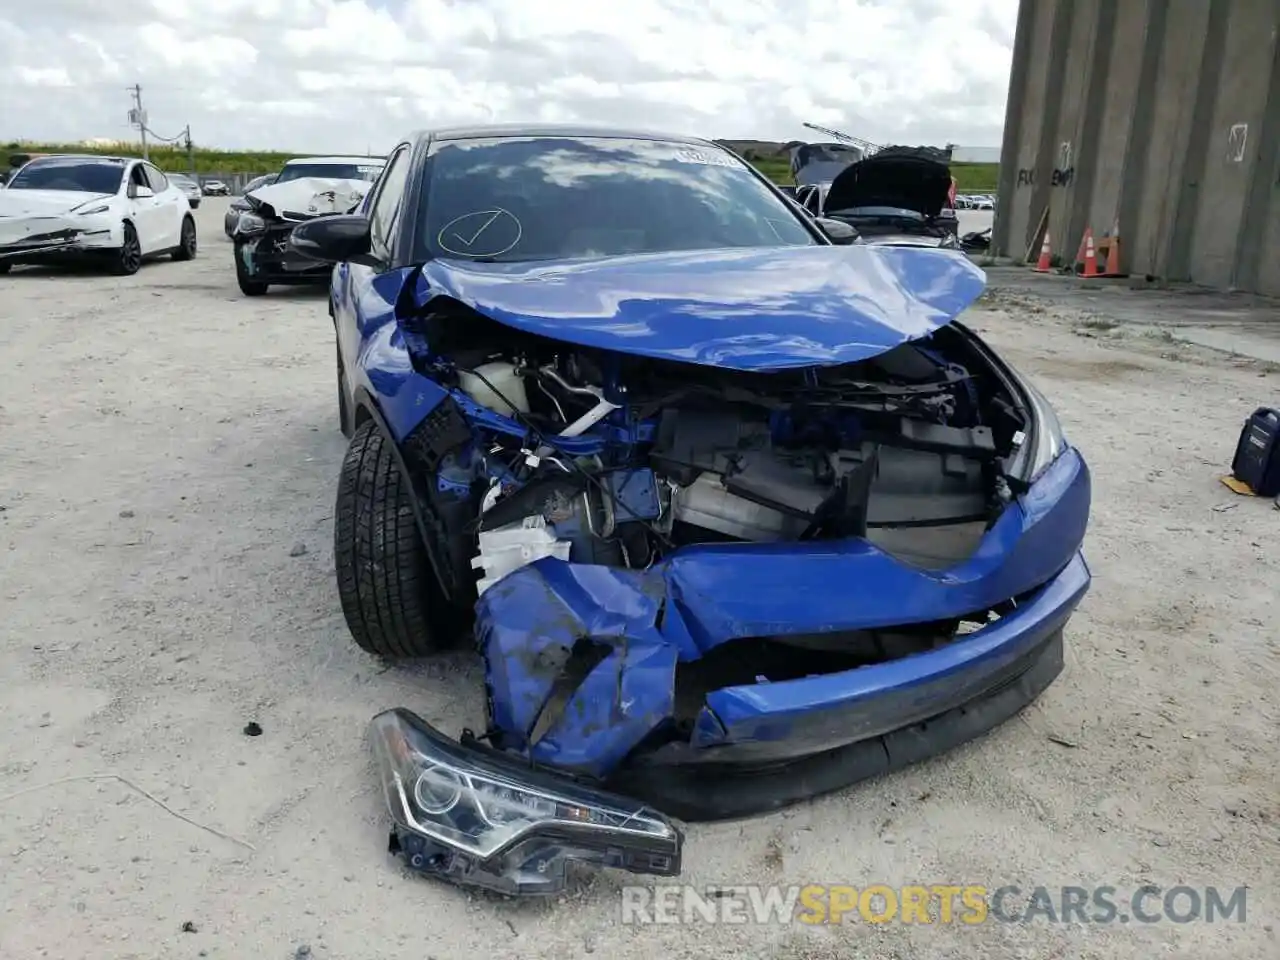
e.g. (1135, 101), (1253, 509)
(290, 125), (1091, 896)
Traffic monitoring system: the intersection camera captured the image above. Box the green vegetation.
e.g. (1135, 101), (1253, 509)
(5, 139), (1000, 191)
(749, 153), (1000, 192)
(4, 141), (323, 176)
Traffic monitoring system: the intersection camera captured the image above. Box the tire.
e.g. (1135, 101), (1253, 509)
(234, 244), (269, 296)
(0, 263), (10, 275)
(172, 216), (197, 261)
(336, 340), (353, 437)
(334, 420), (440, 657)
(111, 222), (142, 276)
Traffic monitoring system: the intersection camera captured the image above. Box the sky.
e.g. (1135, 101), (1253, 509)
(0, 0), (1019, 153)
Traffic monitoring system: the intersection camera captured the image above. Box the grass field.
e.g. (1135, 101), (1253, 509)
(6, 140), (1000, 192)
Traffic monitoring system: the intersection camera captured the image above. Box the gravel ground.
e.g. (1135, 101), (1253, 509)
(1, 200), (1276, 960)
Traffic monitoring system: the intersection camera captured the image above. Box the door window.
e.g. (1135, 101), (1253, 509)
(368, 146), (410, 258)
(144, 164), (169, 193)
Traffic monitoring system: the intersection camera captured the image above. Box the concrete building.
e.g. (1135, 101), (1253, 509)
(992, 0), (1280, 296)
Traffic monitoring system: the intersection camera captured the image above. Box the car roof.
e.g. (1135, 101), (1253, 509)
(413, 123), (715, 147)
(22, 153), (137, 163)
(284, 156), (387, 165)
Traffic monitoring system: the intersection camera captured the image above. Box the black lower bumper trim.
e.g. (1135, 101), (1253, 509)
(604, 629), (1064, 821)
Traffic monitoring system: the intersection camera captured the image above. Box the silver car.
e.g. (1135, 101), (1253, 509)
(167, 173), (202, 209)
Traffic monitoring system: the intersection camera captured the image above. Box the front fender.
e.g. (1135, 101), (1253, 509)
(350, 388), (464, 603)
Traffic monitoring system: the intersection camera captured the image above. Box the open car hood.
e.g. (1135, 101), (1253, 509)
(411, 244), (985, 372)
(825, 148), (953, 219)
(790, 142), (864, 188)
(245, 176), (372, 221)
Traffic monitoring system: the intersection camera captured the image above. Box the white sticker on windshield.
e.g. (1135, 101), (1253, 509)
(674, 148), (736, 167)
(357, 165), (380, 174)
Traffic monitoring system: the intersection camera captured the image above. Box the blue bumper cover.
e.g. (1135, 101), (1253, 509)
(475, 447), (1091, 816)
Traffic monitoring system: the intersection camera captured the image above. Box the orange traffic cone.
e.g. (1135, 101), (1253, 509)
(1033, 231), (1053, 272)
(1080, 228), (1099, 277)
(1100, 220), (1124, 277)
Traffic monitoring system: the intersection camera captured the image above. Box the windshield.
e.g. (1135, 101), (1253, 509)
(170, 175), (196, 186)
(417, 136), (814, 263)
(276, 162), (383, 184)
(7, 158), (125, 193)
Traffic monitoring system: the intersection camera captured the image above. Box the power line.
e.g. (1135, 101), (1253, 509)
(125, 83), (196, 172)
(127, 83), (148, 160)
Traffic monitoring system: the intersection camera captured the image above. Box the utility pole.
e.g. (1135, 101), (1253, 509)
(183, 125), (194, 175)
(128, 84), (149, 161)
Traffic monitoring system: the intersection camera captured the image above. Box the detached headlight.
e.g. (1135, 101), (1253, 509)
(370, 708), (681, 895)
(234, 212), (266, 237)
(1007, 368), (1067, 482)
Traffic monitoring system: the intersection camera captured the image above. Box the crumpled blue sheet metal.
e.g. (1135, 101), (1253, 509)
(477, 447), (1090, 778)
(414, 243), (986, 372)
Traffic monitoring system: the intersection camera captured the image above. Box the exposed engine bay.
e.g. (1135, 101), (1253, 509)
(405, 306), (1030, 618)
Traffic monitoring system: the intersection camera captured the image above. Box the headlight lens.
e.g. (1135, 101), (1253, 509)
(369, 709), (681, 895)
(234, 212), (266, 237)
(1007, 367), (1067, 481)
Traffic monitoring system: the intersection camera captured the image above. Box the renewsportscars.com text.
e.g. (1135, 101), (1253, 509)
(621, 884), (1248, 925)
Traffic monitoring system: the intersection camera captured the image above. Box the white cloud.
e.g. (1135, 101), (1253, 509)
(0, 0), (1017, 152)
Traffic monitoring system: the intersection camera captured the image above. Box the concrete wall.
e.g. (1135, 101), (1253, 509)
(993, 0), (1280, 297)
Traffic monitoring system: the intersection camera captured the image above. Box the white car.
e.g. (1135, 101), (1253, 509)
(231, 155), (385, 295)
(202, 179), (230, 196)
(0, 154), (197, 275)
(167, 173), (203, 209)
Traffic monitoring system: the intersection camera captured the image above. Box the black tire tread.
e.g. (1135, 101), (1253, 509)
(335, 420), (437, 657)
(172, 216), (197, 261)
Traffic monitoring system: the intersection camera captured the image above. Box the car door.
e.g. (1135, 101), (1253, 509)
(124, 163), (167, 253)
(337, 144), (411, 387)
(144, 164), (182, 249)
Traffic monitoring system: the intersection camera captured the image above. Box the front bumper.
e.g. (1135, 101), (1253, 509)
(373, 448), (1091, 890)
(234, 231), (331, 284)
(0, 215), (120, 261)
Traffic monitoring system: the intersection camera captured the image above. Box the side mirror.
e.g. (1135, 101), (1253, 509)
(289, 214), (372, 262)
(132, 185), (154, 199)
(815, 217), (858, 245)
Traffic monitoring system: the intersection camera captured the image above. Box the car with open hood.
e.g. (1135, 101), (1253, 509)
(803, 146), (961, 248)
(294, 125), (1091, 896)
(788, 140), (865, 188)
(0, 154), (198, 274)
(231, 155), (385, 295)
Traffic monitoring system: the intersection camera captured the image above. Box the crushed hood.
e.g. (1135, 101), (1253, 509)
(0, 189), (112, 217)
(245, 177), (372, 221)
(825, 148), (953, 218)
(410, 244), (985, 372)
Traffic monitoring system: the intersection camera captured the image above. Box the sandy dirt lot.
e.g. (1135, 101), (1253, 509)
(2, 200), (1277, 960)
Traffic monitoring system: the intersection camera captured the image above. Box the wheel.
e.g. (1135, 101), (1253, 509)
(111, 222), (142, 276)
(336, 340), (353, 437)
(233, 245), (269, 296)
(0, 262), (10, 275)
(172, 216), (197, 261)
(334, 420), (441, 657)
